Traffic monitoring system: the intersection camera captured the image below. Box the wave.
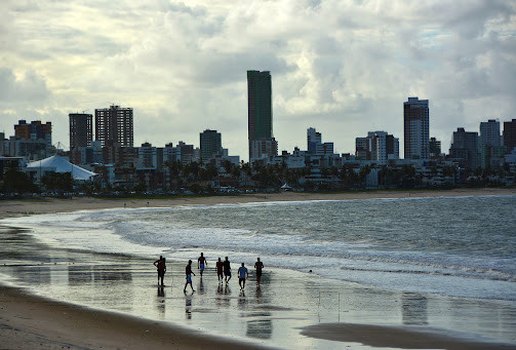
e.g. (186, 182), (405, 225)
(2, 195), (515, 301)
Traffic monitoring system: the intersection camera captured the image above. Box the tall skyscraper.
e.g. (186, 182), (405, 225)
(0, 132), (5, 156)
(69, 113), (93, 150)
(403, 97), (429, 160)
(200, 129), (222, 163)
(479, 119), (503, 169)
(503, 119), (516, 152)
(307, 127), (322, 154)
(480, 119), (501, 147)
(95, 105), (134, 148)
(247, 70), (277, 162)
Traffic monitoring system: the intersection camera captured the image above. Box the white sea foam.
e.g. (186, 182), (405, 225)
(2, 195), (515, 301)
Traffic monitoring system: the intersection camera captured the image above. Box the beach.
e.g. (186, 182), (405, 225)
(1, 188), (516, 350)
(1, 188), (514, 220)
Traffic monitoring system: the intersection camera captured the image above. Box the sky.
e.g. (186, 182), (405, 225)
(0, 0), (515, 160)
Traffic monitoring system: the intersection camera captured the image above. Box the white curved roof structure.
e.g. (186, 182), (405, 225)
(27, 155), (96, 181)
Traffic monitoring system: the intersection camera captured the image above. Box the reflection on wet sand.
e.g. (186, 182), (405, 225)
(156, 286), (166, 316)
(244, 273), (273, 340)
(402, 292), (428, 325)
(247, 318), (273, 339)
(68, 265), (133, 285)
(185, 293), (193, 320)
(197, 277), (206, 295)
(2, 225), (515, 349)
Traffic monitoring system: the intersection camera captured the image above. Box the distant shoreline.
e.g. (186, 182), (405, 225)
(1, 187), (514, 220)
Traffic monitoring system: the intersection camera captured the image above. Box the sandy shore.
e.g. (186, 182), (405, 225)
(0, 284), (272, 350)
(1, 187), (514, 220)
(1, 188), (515, 350)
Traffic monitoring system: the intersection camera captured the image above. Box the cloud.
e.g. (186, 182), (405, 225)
(0, 0), (514, 159)
(0, 68), (50, 103)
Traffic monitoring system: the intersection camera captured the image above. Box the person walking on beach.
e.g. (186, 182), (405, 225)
(216, 257), (224, 282)
(223, 256), (232, 283)
(254, 257), (264, 283)
(184, 260), (196, 293)
(197, 252), (207, 277)
(238, 263), (249, 290)
(153, 255), (166, 286)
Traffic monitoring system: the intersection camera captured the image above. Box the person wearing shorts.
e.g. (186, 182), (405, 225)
(153, 255), (166, 286)
(238, 263), (248, 290)
(184, 260), (196, 293)
(254, 257), (264, 284)
(223, 256), (232, 283)
(216, 257), (224, 282)
(197, 252), (207, 277)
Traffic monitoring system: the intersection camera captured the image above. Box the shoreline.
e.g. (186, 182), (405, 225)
(0, 284), (272, 350)
(1, 187), (515, 349)
(1, 187), (514, 220)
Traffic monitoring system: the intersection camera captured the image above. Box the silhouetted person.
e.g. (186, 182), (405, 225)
(238, 262), (248, 290)
(197, 252), (207, 276)
(153, 255), (166, 286)
(254, 257), (264, 283)
(223, 256), (232, 283)
(184, 260), (196, 293)
(216, 257), (224, 282)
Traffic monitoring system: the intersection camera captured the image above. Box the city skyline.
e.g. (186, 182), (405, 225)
(0, 1), (514, 161)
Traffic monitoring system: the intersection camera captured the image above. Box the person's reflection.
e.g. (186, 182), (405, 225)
(256, 284), (262, 301)
(198, 277), (206, 295)
(401, 292), (428, 325)
(218, 283), (231, 308)
(238, 289), (247, 309)
(185, 293), (193, 319)
(224, 283), (232, 295)
(156, 286), (166, 316)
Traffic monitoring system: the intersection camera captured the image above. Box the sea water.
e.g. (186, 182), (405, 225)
(3, 194), (515, 302)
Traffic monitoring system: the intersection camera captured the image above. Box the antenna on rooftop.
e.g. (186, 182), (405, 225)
(54, 141), (67, 151)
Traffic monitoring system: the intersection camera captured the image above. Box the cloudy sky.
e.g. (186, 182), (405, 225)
(1, 0), (514, 160)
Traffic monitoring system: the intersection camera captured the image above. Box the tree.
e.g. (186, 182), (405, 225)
(1, 167), (37, 193)
(41, 172), (73, 192)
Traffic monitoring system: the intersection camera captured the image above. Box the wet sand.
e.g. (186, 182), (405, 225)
(301, 323), (516, 350)
(1, 188), (516, 349)
(0, 285), (271, 350)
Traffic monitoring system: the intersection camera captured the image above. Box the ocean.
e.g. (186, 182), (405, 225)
(1, 194), (516, 349)
(3, 194), (515, 302)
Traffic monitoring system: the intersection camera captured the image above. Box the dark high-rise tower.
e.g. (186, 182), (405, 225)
(69, 113), (93, 150)
(449, 128), (480, 170)
(503, 119), (516, 152)
(95, 105), (134, 148)
(403, 97), (429, 159)
(247, 70), (277, 162)
(200, 129), (222, 163)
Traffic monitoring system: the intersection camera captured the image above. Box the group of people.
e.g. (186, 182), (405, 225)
(153, 253), (265, 292)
